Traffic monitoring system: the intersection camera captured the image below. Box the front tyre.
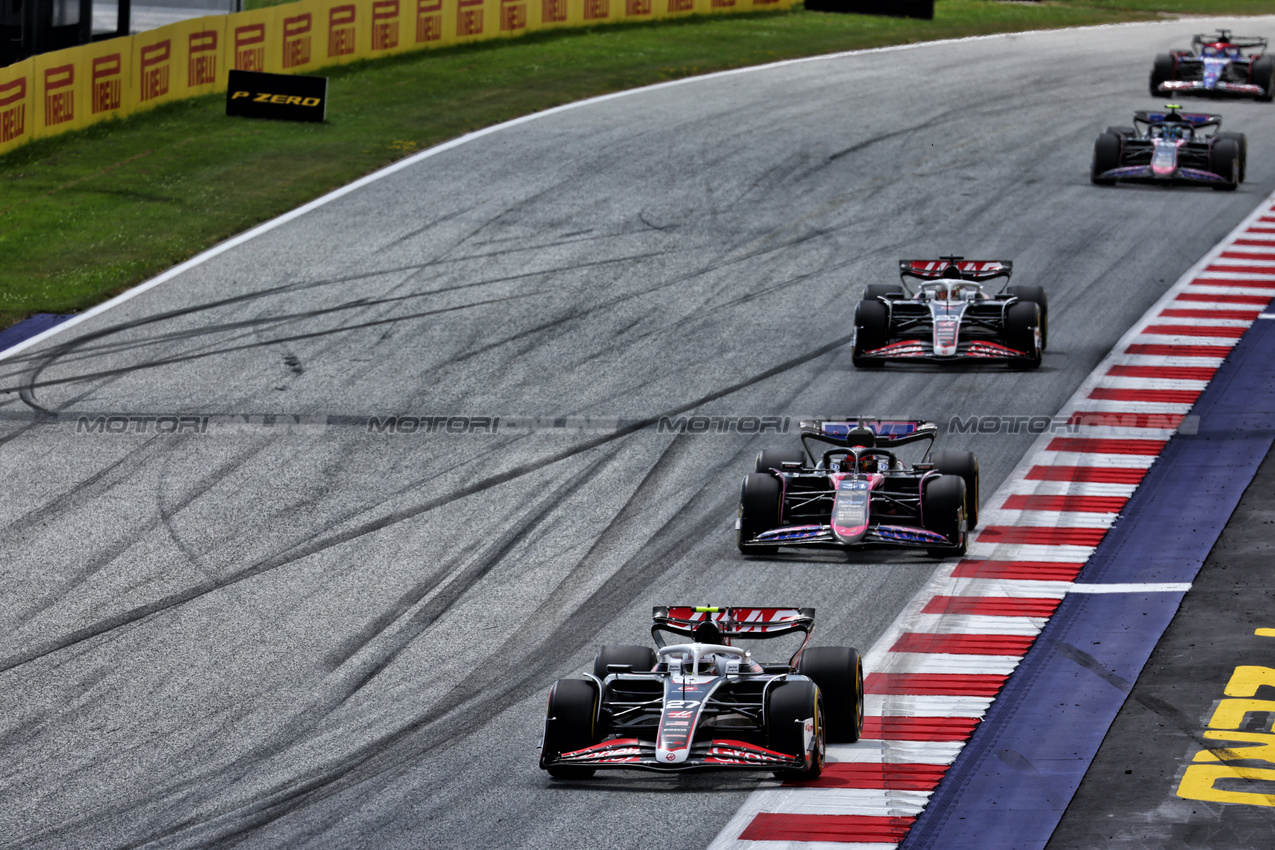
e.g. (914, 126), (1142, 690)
(1253, 55), (1275, 103)
(1005, 301), (1042, 370)
(853, 299), (889, 368)
(1005, 285), (1048, 351)
(1210, 138), (1241, 192)
(767, 681), (825, 780)
(1091, 132), (1121, 186)
(797, 646), (865, 744)
(923, 474), (967, 558)
(738, 472), (782, 555)
(541, 679), (599, 779)
(1150, 53), (1174, 96)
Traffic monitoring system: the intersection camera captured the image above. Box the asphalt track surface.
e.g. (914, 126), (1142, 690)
(2, 16), (1275, 850)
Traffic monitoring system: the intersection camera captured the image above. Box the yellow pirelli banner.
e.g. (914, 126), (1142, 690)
(0, 0), (795, 154)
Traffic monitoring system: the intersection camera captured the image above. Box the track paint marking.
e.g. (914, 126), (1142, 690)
(1175, 292), (1273, 304)
(890, 633), (1035, 656)
(1068, 583), (1192, 594)
(951, 560), (1086, 581)
(739, 813), (915, 843)
(999, 495), (1127, 513)
(1046, 437), (1166, 455)
(921, 597), (1061, 618)
(1106, 365), (1218, 380)
(865, 674), (1007, 697)
(862, 716), (981, 742)
(1088, 387), (1203, 404)
(1024, 466), (1146, 483)
(787, 763), (950, 791)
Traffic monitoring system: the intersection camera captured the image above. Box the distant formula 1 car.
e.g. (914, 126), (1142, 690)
(851, 256), (1047, 369)
(539, 606), (864, 779)
(1150, 29), (1274, 101)
(1091, 104), (1246, 190)
(737, 418), (977, 557)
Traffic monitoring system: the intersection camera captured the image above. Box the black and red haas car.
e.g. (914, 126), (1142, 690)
(539, 606), (864, 779)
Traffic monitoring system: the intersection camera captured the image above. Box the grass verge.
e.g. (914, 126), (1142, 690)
(1, 1), (1268, 327)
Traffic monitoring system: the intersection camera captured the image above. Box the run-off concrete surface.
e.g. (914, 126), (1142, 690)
(1, 16), (1274, 850)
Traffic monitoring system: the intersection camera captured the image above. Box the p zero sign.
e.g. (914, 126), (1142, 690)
(226, 69), (327, 123)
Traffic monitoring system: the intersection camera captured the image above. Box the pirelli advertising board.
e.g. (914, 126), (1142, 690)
(0, 0), (795, 156)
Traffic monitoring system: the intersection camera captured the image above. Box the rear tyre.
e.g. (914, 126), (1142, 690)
(755, 447), (805, 474)
(1216, 132), (1247, 183)
(1210, 138), (1240, 191)
(932, 450), (980, 530)
(922, 474), (967, 558)
(1253, 55), (1275, 103)
(1005, 301), (1042, 370)
(863, 283), (905, 301)
(797, 646), (865, 744)
(738, 472), (782, 555)
(1091, 132), (1121, 186)
(767, 680), (825, 780)
(541, 679), (599, 779)
(852, 300), (889, 368)
(1150, 53), (1174, 96)
(1005, 284), (1048, 350)
(593, 645), (656, 679)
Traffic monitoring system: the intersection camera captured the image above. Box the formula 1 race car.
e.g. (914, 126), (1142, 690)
(1091, 105), (1246, 190)
(1150, 30), (1274, 101)
(851, 257), (1047, 369)
(539, 606), (864, 779)
(737, 418), (977, 557)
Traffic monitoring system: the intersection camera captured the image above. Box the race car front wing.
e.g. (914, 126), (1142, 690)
(861, 339), (1035, 362)
(547, 737), (806, 771)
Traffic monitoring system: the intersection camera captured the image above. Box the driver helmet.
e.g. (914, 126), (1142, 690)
(857, 453), (877, 473)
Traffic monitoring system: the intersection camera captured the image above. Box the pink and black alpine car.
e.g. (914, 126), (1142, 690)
(851, 257), (1047, 369)
(1091, 105), (1247, 190)
(539, 606), (864, 779)
(1150, 30), (1274, 101)
(737, 418), (978, 557)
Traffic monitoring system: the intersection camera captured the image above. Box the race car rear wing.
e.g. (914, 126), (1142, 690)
(1133, 109), (1222, 129)
(1192, 31), (1267, 52)
(799, 418), (938, 448)
(651, 606), (815, 644)
(899, 257), (1012, 283)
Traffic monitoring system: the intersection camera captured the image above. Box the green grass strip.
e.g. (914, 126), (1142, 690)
(1, 1), (1267, 328)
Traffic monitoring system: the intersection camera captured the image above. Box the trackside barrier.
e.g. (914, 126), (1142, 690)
(0, 0), (794, 156)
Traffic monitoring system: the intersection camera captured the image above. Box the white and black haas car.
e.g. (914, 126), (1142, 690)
(539, 606), (864, 779)
(852, 257), (1046, 369)
(737, 418), (977, 557)
(1092, 104), (1247, 190)
(1150, 29), (1274, 101)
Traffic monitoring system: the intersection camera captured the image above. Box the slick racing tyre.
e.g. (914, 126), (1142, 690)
(1105, 126), (1135, 138)
(541, 679), (599, 779)
(1253, 55), (1275, 103)
(852, 299), (888, 368)
(932, 450), (980, 530)
(1216, 132), (1248, 183)
(738, 472), (782, 555)
(797, 646), (865, 744)
(767, 680), (825, 780)
(1210, 138), (1241, 191)
(1091, 132), (1121, 186)
(1005, 301), (1043, 370)
(863, 283), (905, 301)
(1150, 53), (1175, 96)
(922, 474), (967, 558)
(1006, 284), (1048, 350)
(754, 447), (805, 474)
(593, 645), (657, 679)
